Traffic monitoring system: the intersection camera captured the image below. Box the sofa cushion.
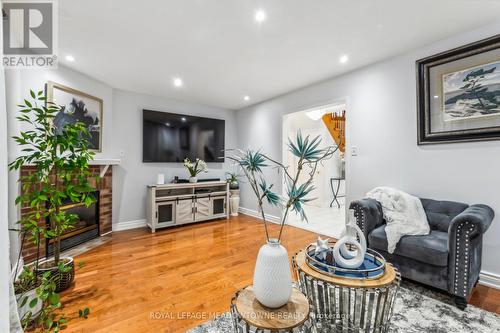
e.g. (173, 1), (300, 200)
(368, 225), (449, 267)
(420, 198), (468, 232)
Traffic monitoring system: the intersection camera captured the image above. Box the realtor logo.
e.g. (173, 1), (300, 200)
(2, 0), (58, 68)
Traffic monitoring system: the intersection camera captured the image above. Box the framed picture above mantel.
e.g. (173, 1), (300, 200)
(416, 34), (500, 145)
(46, 81), (103, 152)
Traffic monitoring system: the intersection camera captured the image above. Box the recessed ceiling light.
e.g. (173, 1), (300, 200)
(244, 95), (250, 101)
(181, 117), (187, 122)
(255, 9), (266, 23)
(165, 122), (171, 126)
(173, 77), (183, 88)
(65, 55), (75, 62)
(339, 55), (349, 64)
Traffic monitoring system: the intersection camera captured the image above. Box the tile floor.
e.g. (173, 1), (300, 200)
(286, 198), (346, 239)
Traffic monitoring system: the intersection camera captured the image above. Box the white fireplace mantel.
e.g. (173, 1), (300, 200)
(89, 158), (121, 177)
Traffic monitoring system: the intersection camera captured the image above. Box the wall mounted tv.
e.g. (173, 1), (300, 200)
(143, 110), (225, 163)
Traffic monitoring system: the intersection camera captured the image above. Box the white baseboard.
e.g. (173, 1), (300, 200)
(113, 219), (147, 231)
(238, 207), (281, 224)
(479, 271), (500, 290)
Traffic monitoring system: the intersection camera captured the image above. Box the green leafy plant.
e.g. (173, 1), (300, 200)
(9, 90), (95, 331)
(229, 131), (337, 242)
(28, 270), (65, 331)
(9, 89), (97, 266)
(13, 260), (90, 332)
(225, 172), (240, 184)
(21, 268), (90, 332)
(225, 171), (242, 189)
(14, 266), (41, 295)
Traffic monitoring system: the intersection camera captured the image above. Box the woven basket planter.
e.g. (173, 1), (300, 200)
(36, 257), (75, 292)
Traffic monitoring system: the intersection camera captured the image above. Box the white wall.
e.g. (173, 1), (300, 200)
(111, 89), (237, 228)
(236, 21), (500, 281)
(1, 67), (11, 332)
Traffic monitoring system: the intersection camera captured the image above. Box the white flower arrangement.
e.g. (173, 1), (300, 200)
(183, 158), (208, 177)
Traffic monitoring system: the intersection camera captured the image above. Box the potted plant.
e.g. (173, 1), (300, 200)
(225, 172), (240, 190)
(9, 90), (97, 293)
(226, 172), (241, 216)
(14, 265), (42, 323)
(183, 158), (208, 183)
(229, 132), (336, 308)
(17, 263), (90, 332)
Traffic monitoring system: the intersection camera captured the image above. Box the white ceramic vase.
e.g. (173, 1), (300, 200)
(253, 239), (292, 308)
(229, 190), (240, 216)
(189, 176), (198, 183)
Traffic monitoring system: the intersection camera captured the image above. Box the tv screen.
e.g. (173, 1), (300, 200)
(143, 110), (225, 163)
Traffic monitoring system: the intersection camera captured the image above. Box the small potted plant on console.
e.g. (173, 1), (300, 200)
(183, 158), (208, 183)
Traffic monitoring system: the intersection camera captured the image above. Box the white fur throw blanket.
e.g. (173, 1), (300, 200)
(366, 187), (430, 254)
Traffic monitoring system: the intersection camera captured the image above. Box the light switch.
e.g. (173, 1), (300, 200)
(351, 146), (358, 156)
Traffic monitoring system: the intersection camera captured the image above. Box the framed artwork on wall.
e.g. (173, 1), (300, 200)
(46, 81), (103, 152)
(416, 34), (500, 145)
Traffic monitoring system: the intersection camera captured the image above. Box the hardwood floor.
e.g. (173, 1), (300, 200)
(470, 284), (500, 314)
(60, 215), (318, 332)
(60, 214), (500, 333)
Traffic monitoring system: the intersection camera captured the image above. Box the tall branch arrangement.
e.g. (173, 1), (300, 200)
(228, 132), (338, 243)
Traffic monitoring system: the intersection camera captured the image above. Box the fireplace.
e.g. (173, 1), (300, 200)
(21, 165), (113, 263)
(46, 192), (100, 257)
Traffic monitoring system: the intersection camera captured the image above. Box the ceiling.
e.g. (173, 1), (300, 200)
(59, 0), (500, 110)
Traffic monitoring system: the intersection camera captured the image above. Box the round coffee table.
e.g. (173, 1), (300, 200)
(292, 250), (401, 333)
(230, 285), (314, 332)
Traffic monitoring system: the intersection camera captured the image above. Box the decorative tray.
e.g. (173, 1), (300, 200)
(305, 242), (386, 280)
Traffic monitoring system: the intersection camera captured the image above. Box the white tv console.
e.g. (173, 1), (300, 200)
(146, 181), (229, 233)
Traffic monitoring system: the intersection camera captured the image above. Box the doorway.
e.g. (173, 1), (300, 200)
(282, 103), (347, 238)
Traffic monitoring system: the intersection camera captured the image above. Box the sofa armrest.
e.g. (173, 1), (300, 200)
(449, 204), (494, 237)
(349, 198), (384, 241)
(448, 204), (494, 299)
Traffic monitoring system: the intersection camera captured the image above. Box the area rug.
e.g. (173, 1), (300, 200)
(188, 281), (500, 333)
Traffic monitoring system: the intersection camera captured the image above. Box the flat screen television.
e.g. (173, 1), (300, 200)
(143, 109), (225, 163)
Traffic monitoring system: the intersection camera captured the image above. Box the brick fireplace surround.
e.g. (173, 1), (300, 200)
(20, 165), (113, 263)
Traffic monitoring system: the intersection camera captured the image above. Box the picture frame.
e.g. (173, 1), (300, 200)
(416, 34), (500, 145)
(46, 81), (103, 152)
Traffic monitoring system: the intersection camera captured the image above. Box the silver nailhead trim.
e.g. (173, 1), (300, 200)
(454, 221), (474, 298)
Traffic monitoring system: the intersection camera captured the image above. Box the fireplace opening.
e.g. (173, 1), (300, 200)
(46, 191), (100, 257)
